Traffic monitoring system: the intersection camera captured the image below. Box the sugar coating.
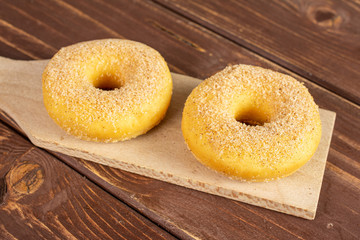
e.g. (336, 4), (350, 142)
(42, 39), (172, 142)
(182, 65), (322, 181)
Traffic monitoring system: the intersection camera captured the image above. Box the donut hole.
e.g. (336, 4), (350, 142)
(235, 107), (271, 126)
(93, 73), (122, 91)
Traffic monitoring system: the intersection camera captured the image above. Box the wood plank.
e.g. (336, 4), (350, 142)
(155, 0), (360, 105)
(0, 0), (359, 239)
(0, 123), (176, 239)
(0, 0), (119, 59)
(55, 156), (360, 240)
(0, 41), (31, 60)
(0, 18), (56, 59)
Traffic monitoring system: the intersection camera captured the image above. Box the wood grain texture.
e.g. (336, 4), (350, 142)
(55, 156), (360, 240)
(155, 0), (360, 105)
(0, 0), (359, 239)
(0, 123), (176, 239)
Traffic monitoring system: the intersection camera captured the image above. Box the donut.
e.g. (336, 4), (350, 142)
(182, 65), (322, 181)
(42, 39), (172, 142)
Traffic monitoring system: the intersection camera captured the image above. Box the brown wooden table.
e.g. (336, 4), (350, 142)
(0, 0), (359, 239)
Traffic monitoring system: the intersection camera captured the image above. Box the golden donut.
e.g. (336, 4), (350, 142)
(42, 39), (172, 142)
(182, 65), (322, 182)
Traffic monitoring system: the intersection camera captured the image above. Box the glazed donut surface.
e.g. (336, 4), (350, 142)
(182, 65), (322, 182)
(42, 39), (172, 142)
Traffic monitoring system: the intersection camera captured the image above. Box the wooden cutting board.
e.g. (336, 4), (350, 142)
(0, 57), (335, 219)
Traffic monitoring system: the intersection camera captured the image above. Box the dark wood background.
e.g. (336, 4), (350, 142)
(0, 0), (359, 239)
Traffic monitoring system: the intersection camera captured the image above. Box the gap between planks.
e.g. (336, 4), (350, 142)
(0, 0), (358, 109)
(0, 117), (185, 240)
(151, 0), (360, 108)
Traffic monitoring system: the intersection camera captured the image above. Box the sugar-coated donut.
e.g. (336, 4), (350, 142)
(182, 65), (322, 182)
(42, 39), (172, 142)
